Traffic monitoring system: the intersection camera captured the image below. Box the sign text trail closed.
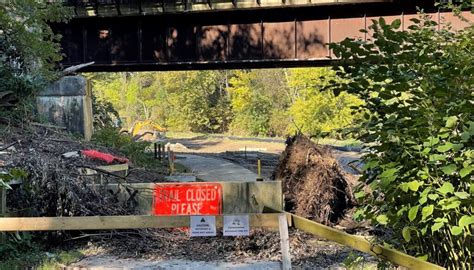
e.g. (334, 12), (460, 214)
(153, 183), (222, 215)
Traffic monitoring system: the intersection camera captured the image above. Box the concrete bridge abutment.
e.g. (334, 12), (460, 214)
(36, 76), (93, 140)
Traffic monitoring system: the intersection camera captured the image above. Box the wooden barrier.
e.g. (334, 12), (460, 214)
(0, 214), (281, 232)
(0, 211), (446, 269)
(288, 213), (444, 270)
(0, 182), (445, 270)
(104, 181), (283, 214)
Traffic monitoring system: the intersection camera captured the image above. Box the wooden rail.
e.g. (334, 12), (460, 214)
(0, 210), (445, 269)
(288, 213), (444, 270)
(0, 214), (280, 232)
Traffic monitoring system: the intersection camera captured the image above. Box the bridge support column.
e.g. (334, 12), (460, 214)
(36, 75), (93, 141)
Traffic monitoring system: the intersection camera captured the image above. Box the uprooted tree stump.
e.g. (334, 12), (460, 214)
(273, 134), (356, 225)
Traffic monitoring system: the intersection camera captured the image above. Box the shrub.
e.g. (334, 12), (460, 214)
(330, 14), (473, 269)
(92, 94), (120, 129)
(91, 128), (152, 168)
(0, 1), (70, 122)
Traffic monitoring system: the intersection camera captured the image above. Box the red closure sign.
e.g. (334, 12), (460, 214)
(153, 183), (222, 216)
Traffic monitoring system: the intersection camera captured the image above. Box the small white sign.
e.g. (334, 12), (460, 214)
(223, 215), (250, 236)
(190, 216), (216, 237)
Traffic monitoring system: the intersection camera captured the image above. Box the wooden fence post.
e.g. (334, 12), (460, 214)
(0, 188), (6, 217)
(158, 143), (162, 160)
(0, 187), (4, 243)
(279, 214), (292, 270)
(167, 147), (175, 175)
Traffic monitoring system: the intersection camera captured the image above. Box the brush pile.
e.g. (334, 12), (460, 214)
(0, 125), (164, 218)
(273, 134), (356, 225)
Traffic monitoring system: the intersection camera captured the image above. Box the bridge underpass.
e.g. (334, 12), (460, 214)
(54, 0), (473, 71)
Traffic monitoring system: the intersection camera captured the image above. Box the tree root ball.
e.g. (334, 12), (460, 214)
(273, 134), (356, 225)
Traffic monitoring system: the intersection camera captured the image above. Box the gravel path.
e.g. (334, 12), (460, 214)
(176, 154), (258, 182)
(71, 256), (281, 270)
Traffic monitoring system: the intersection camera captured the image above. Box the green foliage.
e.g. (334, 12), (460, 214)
(0, 247), (83, 269)
(0, 232), (38, 261)
(89, 71), (232, 133)
(330, 13), (473, 269)
(164, 71), (232, 133)
(342, 252), (378, 270)
(0, 1), (70, 120)
(92, 93), (120, 129)
(35, 250), (83, 270)
(287, 68), (363, 137)
(91, 127), (153, 168)
(227, 68), (363, 137)
(90, 68), (363, 138)
(227, 71), (273, 136)
(0, 168), (32, 266)
(0, 168), (28, 190)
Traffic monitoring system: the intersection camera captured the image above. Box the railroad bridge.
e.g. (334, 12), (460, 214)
(55, 0), (473, 71)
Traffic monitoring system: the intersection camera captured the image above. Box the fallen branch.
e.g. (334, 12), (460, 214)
(64, 232), (115, 241)
(0, 141), (18, 151)
(76, 165), (127, 180)
(49, 138), (77, 143)
(349, 164), (362, 174)
(61, 61), (95, 75)
(31, 122), (67, 130)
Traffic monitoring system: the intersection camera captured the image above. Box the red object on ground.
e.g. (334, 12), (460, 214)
(81, 149), (129, 164)
(153, 183), (222, 216)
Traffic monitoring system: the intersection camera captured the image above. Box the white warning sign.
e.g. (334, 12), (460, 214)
(223, 215), (250, 236)
(190, 216), (217, 237)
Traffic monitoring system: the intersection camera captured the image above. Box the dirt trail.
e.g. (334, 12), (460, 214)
(176, 154), (258, 181)
(71, 256), (281, 270)
(168, 136), (362, 180)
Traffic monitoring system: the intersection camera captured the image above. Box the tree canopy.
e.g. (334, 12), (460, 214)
(0, 0), (70, 120)
(89, 68), (363, 138)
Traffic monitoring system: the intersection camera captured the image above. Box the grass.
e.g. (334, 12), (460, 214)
(37, 250), (84, 270)
(174, 162), (189, 174)
(0, 249), (83, 270)
(342, 252), (379, 270)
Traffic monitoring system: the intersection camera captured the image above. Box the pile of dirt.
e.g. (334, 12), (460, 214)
(273, 134), (356, 225)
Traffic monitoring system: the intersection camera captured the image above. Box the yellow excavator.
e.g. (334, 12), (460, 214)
(126, 120), (167, 141)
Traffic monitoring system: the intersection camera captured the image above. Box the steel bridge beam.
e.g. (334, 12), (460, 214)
(63, 0), (393, 17)
(53, 1), (473, 71)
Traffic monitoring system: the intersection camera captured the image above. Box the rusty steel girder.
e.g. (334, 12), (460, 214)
(53, 1), (473, 71)
(61, 0), (393, 17)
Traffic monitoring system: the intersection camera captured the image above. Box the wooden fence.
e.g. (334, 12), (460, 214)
(0, 178), (445, 270)
(0, 212), (444, 270)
